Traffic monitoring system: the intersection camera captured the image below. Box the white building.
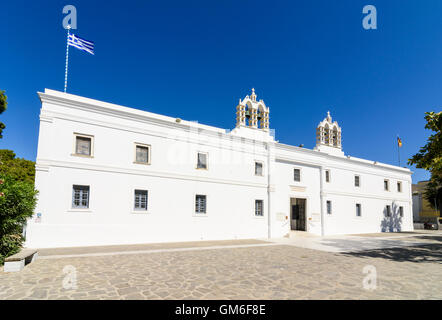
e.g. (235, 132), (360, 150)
(25, 88), (413, 248)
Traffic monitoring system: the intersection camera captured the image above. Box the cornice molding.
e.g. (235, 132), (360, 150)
(36, 158), (269, 189)
(275, 143), (411, 176)
(40, 110), (269, 157)
(322, 189), (412, 203)
(276, 155), (410, 181)
(38, 90), (412, 177)
(39, 91), (270, 149)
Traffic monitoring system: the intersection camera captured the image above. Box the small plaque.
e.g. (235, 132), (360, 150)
(35, 212), (42, 223)
(290, 185), (306, 192)
(310, 212), (320, 222)
(276, 212), (286, 221)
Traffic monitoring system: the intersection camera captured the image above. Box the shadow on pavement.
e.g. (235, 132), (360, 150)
(317, 238), (414, 253)
(340, 244), (442, 264)
(412, 236), (442, 243)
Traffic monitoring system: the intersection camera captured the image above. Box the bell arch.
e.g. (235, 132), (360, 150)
(235, 89), (269, 131)
(316, 111), (342, 149)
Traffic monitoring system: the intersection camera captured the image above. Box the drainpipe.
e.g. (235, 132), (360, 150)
(266, 141), (272, 239)
(319, 166), (325, 236)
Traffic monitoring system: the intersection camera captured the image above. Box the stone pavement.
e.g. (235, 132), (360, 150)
(266, 230), (442, 253)
(36, 239), (268, 257)
(0, 232), (441, 300)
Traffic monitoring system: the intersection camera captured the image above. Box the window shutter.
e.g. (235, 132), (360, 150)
(72, 185), (90, 208)
(134, 190), (148, 210)
(197, 153), (207, 169)
(136, 146), (149, 163)
(356, 204), (361, 216)
(255, 200), (264, 216)
(255, 162), (263, 175)
(195, 195), (206, 213)
(294, 169), (301, 182)
(76, 137), (91, 155)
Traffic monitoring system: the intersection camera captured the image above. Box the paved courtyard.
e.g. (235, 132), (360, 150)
(0, 232), (441, 300)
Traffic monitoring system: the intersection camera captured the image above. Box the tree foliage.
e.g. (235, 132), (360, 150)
(408, 111), (442, 209)
(0, 175), (38, 265)
(0, 149), (35, 185)
(0, 91), (38, 264)
(0, 90), (7, 139)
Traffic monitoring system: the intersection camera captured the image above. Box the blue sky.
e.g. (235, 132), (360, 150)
(1, 0), (440, 182)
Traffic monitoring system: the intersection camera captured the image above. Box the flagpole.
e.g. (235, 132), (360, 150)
(397, 135), (401, 166)
(64, 25), (71, 93)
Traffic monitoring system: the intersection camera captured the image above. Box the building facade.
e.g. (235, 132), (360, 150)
(412, 181), (441, 223)
(25, 89), (413, 248)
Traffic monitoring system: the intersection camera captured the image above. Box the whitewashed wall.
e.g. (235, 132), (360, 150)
(270, 144), (413, 236)
(271, 160), (322, 237)
(26, 90), (270, 248)
(321, 162), (413, 235)
(28, 166), (269, 247)
(25, 89), (413, 248)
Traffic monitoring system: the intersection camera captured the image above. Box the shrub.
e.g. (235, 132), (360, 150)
(0, 149), (35, 185)
(0, 175), (37, 265)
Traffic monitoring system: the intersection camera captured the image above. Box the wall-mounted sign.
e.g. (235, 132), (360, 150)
(311, 212), (320, 222)
(289, 186), (307, 192)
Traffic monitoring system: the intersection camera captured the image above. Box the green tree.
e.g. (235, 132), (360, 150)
(0, 91), (38, 264)
(408, 111), (442, 212)
(0, 175), (38, 264)
(0, 90), (7, 139)
(0, 150), (35, 185)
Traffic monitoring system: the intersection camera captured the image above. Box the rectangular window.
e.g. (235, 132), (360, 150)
(255, 200), (264, 216)
(134, 190), (148, 211)
(356, 203), (362, 217)
(255, 162), (263, 176)
(355, 175), (360, 187)
(384, 179), (389, 191)
(195, 195), (207, 214)
(72, 185), (90, 209)
(135, 144), (150, 164)
(326, 200), (332, 214)
(294, 168), (301, 182)
(386, 205), (391, 217)
(325, 170), (330, 183)
(75, 135), (92, 156)
(397, 182), (402, 192)
(399, 206), (404, 217)
(197, 152), (208, 169)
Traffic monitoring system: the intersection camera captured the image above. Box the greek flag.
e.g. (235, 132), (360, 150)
(68, 34), (94, 55)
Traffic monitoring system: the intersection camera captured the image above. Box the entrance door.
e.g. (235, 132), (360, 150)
(290, 198), (306, 231)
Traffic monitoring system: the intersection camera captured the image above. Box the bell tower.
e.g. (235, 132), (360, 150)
(314, 111), (344, 156)
(235, 88), (269, 131)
